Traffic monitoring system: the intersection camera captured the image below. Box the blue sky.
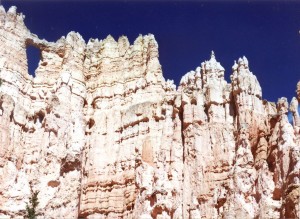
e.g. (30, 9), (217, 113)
(2, 0), (300, 103)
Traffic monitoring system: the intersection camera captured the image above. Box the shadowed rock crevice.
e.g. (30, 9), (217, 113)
(60, 156), (81, 176)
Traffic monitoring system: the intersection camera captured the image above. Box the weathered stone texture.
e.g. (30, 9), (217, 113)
(0, 6), (299, 219)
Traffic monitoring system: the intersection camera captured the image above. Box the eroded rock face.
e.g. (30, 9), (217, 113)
(0, 6), (299, 219)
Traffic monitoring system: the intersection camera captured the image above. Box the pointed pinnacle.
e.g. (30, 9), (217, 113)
(211, 50), (215, 59)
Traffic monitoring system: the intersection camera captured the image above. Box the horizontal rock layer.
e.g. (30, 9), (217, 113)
(0, 6), (299, 219)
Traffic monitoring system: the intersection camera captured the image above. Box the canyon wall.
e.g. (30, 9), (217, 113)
(0, 6), (299, 219)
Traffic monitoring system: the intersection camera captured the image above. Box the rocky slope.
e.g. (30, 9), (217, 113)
(0, 6), (299, 219)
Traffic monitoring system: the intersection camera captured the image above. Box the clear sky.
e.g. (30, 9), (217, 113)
(2, 0), (300, 103)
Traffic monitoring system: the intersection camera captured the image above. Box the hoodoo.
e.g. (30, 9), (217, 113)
(0, 6), (299, 219)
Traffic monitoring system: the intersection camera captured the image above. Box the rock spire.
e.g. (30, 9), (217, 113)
(0, 6), (299, 219)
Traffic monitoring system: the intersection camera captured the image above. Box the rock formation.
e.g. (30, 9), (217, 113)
(0, 6), (299, 219)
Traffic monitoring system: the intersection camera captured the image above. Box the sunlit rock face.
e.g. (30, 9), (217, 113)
(0, 6), (299, 219)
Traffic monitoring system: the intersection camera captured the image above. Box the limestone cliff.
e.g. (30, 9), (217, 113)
(0, 6), (299, 219)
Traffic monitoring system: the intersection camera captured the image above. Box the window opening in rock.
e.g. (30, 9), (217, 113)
(288, 112), (293, 124)
(26, 45), (41, 77)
